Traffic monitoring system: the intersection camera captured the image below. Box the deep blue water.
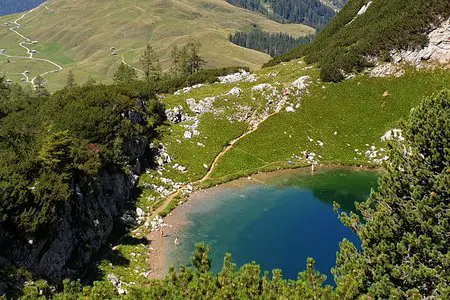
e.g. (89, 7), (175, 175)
(167, 168), (378, 285)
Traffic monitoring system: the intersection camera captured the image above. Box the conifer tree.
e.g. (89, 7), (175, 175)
(191, 242), (211, 273)
(84, 76), (97, 87)
(66, 70), (75, 88)
(170, 45), (181, 75)
(140, 44), (161, 83)
(184, 37), (205, 74)
(33, 75), (48, 97)
(113, 63), (137, 84)
(179, 46), (189, 74)
(334, 90), (450, 298)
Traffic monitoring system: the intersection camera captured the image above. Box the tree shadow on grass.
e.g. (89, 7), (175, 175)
(84, 234), (150, 283)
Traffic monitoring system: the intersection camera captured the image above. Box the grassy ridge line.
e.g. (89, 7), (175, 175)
(0, 0), (314, 91)
(265, 0), (450, 81)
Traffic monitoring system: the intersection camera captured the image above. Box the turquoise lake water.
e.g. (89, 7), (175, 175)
(167, 168), (378, 285)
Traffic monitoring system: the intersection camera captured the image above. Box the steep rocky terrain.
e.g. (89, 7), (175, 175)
(0, 83), (165, 293)
(266, 0), (450, 81)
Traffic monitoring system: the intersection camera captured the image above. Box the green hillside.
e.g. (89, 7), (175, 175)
(0, 0), (313, 91)
(266, 0), (450, 81)
(6, 56), (449, 299)
(1, 0), (450, 298)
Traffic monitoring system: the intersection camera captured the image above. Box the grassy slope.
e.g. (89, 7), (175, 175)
(210, 68), (450, 182)
(96, 59), (450, 285)
(0, 0), (313, 91)
(136, 60), (450, 210)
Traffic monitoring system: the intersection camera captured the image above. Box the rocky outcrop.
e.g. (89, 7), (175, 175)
(371, 18), (450, 77)
(217, 70), (257, 84)
(173, 84), (205, 95)
(394, 19), (450, 66)
(0, 112), (151, 285)
(0, 169), (138, 284)
(370, 63), (405, 78)
(346, 1), (372, 26)
(227, 87), (242, 97)
(165, 105), (185, 124)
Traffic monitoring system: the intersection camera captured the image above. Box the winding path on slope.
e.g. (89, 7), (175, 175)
(143, 108), (284, 279)
(149, 109), (280, 218)
(121, 51), (145, 75)
(1, 3), (63, 86)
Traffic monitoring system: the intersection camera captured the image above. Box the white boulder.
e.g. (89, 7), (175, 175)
(291, 76), (311, 90)
(285, 106), (295, 113)
(227, 87), (242, 97)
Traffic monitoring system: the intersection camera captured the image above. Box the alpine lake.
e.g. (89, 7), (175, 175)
(166, 167), (379, 285)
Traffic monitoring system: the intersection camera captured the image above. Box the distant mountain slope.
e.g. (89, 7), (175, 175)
(320, 0), (348, 10)
(266, 0), (450, 81)
(0, 0), (45, 16)
(0, 0), (313, 91)
(225, 0), (349, 29)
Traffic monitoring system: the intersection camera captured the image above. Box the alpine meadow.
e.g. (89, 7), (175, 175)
(0, 0), (449, 299)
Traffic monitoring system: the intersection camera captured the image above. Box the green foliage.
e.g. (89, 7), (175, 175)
(140, 44), (162, 83)
(229, 25), (314, 57)
(65, 70), (75, 88)
(158, 196), (179, 218)
(225, 0), (341, 29)
(265, 0), (450, 81)
(113, 63), (137, 84)
(334, 90), (450, 298)
(191, 243), (211, 273)
(51, 250), (334, 299)
(0, 81), (164, 236)
(170, 37), (206, 76)
(152, 66), (249, 94)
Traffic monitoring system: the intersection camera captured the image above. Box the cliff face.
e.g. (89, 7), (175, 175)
(0, 128), (149, 287)
(0, 152), (143, 286)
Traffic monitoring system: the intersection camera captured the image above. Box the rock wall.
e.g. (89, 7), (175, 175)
(0, 129), (149, 290)
(370, 18), (450, 78)
(394, 19), (450, 66)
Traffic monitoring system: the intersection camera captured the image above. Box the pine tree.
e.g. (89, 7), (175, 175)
(191, 242), (211, 273)
(113, 63), (137, 84)
(179, 46), (189, 74)
(170, 45), (181, 75)
(66, 70), (75, 88)
(140, 44), (161, 83)
(33, 75), (48, 97)
(84, 76), (97, 87)
(185, 37), (205, 74)
(334, 90), (450, 298)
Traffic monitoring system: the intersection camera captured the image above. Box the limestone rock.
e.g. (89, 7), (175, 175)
(370, 63), (405, 78)
(291, 76), (311, 90)
(227, 87), (242, 97)
(396, 19), (450, 66)
(183, 131), (193, 139)
(217, 70), (257, 84)
(165, 105), (184, 124)
(285, 106), (295, 113)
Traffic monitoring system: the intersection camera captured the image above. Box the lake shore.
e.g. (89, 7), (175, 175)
(146, 165), (381, 279)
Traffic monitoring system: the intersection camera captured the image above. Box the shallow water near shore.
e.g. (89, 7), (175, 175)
(166, 168), (378, 285)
